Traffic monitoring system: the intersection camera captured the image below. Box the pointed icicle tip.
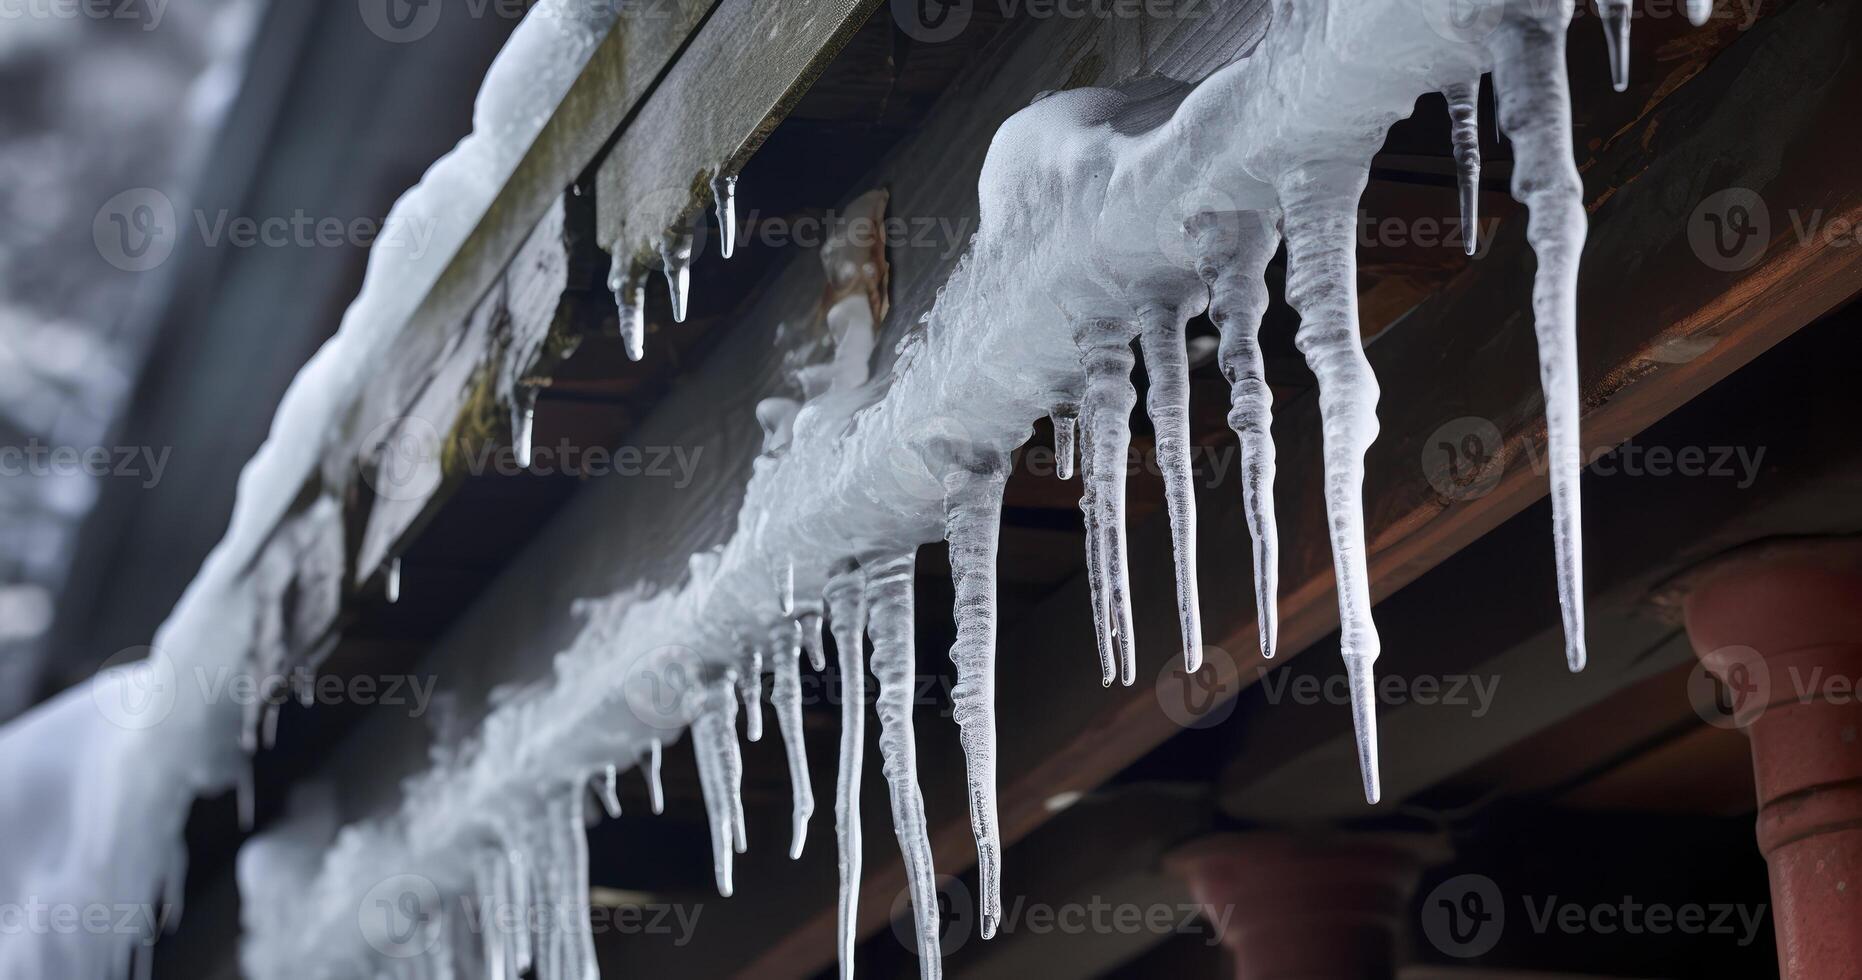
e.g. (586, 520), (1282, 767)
(610, 254), (648, 362)
(511, 384), (538, 470)
(713, 173), (739, 260)
(1442, 80), (1483, 257)
(1599, 0), (1632, 92)
(660, 226), (695, 324)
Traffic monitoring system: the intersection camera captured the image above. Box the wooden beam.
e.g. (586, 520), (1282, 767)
(716, 0), (1862, 975)
(594, 0), (887, 266)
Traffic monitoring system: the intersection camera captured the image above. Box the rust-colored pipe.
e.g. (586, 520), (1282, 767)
(1684, 539), (1862, 978)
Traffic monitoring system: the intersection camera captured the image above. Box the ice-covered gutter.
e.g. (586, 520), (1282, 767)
(0, 0), (1712, 975)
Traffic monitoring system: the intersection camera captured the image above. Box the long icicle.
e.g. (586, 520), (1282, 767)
(798, 608), (828, 672)
(554, 787), (596, 980)
(824, 567), (868, 980)
(1074, 396), (1116, 686)
(1493, 12), (1589, 673)
(1050, 403), (1079, 480)
(1442, 80), (1484, 256)
(943, 455), (1009, 940)
(864, 552), (941, 978)
(1191, 211), (1283, 661)
(1278, 164), (1383, 804)
(1596, 0), (1631, 92)
(688, 669), (744, 896)
(641, 738), (665, 815)
(738, 643), (765, 743)
(1073, 316), (1142, 686)
(770, 619), (816, 859)
(1137, 303), (1205, 672)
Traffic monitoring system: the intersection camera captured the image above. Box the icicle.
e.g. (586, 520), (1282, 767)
(1493, 15), (1589, 674)
(1191, 211), (1283, 661)
(1278, 165), (1383, 804)
(555, 787), (596, 980)
(609, 254), (648, 362)
(512, 384), (539, 469)
(824, 567), (867, 980)
(1050, 403), (1078, 480)
(739, 644), (765, 743)
(1075, 411), (1116, 687)
(506, 841), (533, 978)
(162, 841), (188, 934)
(713, 173), (739, 260)
(260, 700), (281, 751)
(798, 609), (828, 672)
(776, 560), (795, 615)
(474, 850), (510, 980)
(770, 619), (815, 859)
(1686, 0), (1711, 26)
(1138, 304), (1204, 673)
(642, 738), (665, 815)
(690, 669), (747, 896)
(237, 761), (255, 831)
(1596, 0), (1632, 92)
(659, 220), (695, 324)
(1443, 80), (1484, 255)
(943, 456), (1009, 940)
(864, 553), (942, 978)
(1073, 316), (1141, 686)
(386, 556), (403, 604)
(597, 765), (623, 819)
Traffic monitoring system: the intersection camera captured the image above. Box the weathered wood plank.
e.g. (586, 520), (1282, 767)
(594, 0), (887, 268)
(353, 193), (607, 586)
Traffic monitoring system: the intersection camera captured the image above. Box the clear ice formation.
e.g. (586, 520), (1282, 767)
(0, 0), (1660, 977)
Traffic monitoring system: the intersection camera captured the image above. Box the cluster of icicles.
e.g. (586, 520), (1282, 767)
(253, 0), (1721, 976)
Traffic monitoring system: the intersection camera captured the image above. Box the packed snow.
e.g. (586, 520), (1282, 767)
(0, 0), (1679, 975)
